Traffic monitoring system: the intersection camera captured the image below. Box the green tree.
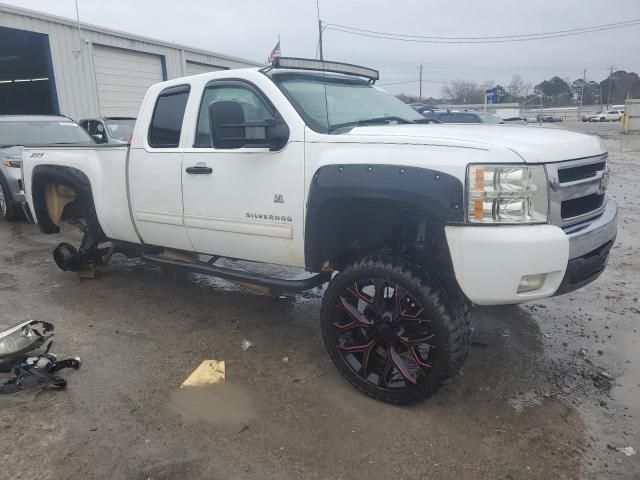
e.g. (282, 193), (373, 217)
(534, 76), (573, 106)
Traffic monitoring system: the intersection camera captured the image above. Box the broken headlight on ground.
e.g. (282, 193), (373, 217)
(0, 320), (81, 394)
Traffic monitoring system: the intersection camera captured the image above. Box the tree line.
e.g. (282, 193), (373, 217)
(398, 70), (640, 107)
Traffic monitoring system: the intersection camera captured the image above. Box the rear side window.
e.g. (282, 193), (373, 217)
(148, 85), (190, 147)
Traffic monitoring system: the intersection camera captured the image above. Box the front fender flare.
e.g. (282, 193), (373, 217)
(304, 164), (464, 270)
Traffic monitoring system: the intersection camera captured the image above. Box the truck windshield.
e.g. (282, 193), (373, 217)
(105, 119), (136, 141)
(271, 73), (425, 133)
(0, 120), (95, 147)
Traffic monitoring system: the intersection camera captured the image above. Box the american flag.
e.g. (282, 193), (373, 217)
(267, 40), (281, 63)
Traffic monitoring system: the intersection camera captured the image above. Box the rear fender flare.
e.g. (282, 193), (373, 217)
(31, 165), (102, 236)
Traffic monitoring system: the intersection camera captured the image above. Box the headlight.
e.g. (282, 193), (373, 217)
(0, 320), (50, 358)
(2, 155), (21, 168)
(466, 164), (548, 224)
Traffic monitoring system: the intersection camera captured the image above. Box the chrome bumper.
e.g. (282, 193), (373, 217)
(565, 195), (618, 259)
(555, 195), (617, 295)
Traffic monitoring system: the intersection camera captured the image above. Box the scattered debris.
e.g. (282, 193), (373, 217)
(618, 447), (636, 457)
(0, 320), (81, 395)
(580, 348), (588, 356)
(238, 424), (250, 434)
(240, 339), (254, 351)
(608, 444), (636, 456)
(282, 357), (289, 362)
(181, 360), (225, 387)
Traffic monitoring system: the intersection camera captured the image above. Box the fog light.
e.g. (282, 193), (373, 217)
(518, 274), (547, 293)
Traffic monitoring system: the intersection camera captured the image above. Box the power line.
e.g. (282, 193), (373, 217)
(324, 19), (640, 44)
(326, 19), (640, 40)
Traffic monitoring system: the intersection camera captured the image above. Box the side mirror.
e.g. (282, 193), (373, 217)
(208, 100), (289, 151)
(91, 133), (106, 143)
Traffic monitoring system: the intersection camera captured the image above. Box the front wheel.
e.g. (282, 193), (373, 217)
(320, 255), (470, 404)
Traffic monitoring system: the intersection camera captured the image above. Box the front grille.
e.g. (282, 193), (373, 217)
(561, 193), (605, 219)
(558, 161), (606, 183)
(546, 154), (609, 228)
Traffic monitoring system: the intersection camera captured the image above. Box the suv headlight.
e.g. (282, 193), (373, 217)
(2, 155), (21, 168)
(466, 164), (549, 224)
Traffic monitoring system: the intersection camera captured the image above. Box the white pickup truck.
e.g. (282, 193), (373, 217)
(21, 58), (617, 404)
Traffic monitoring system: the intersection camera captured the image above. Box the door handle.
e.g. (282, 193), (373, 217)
(186, 166), (213, 174)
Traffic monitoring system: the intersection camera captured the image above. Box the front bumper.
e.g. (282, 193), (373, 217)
(445, 196), (618, 305)
(554, 195), (617, 295)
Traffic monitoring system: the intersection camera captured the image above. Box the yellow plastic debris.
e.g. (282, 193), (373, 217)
(181, 360), (225, 387)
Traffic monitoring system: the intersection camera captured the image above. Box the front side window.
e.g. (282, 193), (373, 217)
(148, 85), (190, 148)
(195, 84), (273, 147)
(271, 73), (424, 133)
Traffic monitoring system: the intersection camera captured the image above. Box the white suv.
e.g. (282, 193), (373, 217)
(588, 110), (624, 122)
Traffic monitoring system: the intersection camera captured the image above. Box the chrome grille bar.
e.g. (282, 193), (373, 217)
(547, 154), (609, 228)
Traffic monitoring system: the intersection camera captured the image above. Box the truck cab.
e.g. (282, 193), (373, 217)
(20, 58), (618, 404)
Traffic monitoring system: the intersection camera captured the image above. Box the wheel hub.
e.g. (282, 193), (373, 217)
(375, 323), (398, 344)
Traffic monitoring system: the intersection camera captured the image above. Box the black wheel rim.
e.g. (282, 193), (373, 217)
(332, 278), (435, 390)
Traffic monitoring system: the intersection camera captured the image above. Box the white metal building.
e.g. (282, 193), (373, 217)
(0, 3), (260, 119)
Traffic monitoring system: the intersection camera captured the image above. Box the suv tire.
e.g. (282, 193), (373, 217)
(0, 176), (19, 221)
(320, 254), (470, 404)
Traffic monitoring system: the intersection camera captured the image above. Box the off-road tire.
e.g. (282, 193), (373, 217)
(320, 254), (471, 405)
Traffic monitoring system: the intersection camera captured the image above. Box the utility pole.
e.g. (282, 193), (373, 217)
(318, 19), (324, 61)
(577, 68), (586, 120)
(418, 64), (423, 101)
(607, 65), (613, 109)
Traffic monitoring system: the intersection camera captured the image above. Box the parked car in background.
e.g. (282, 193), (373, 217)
(535, 114), (564, 123)
(79, 117), (136, 144)
(502, 117), (527, 124)
(0, 115), (95, 220)
(587, 110), (624, 122)
(425, 111), (505, 124)
(409, 103), (438, 114)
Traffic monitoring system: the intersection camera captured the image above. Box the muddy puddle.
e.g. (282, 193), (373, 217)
(167, 384), (255, 428)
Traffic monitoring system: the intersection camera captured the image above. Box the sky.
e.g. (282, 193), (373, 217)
(2, 0), (640, 98)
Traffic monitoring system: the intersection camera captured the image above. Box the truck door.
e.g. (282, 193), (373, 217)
(181, 80), (305, 267)
(128, 84), (194, 251)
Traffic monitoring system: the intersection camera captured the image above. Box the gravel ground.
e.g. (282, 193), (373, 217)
(0, 121), (637, 479)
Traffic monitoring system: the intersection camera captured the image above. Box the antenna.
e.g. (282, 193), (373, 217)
(73, 0), (86, 70)
(316, 0), (330, 131)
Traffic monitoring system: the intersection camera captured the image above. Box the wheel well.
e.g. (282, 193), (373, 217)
(31, 165), (103, 238)
(305, 197), (451, 271)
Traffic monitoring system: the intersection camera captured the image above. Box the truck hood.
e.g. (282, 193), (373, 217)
(343, 124), (604, 164)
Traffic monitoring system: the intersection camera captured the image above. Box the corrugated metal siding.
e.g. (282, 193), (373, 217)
(0, 5), (259, 120)
(185, 60), (226, 76)
(93, 45), (164, 117)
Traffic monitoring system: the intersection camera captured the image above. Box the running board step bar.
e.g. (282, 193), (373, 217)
(142, 254), (331, 292)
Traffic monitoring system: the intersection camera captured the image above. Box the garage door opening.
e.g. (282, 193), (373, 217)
(0, 26), (58, 115)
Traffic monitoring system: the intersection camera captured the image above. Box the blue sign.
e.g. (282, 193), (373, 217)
(485, 88), (497, 104)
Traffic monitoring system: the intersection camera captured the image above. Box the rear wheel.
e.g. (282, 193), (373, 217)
(320, 255), (470, 404)
(600, 117), (606, 122)
(0, 179), (18, 221)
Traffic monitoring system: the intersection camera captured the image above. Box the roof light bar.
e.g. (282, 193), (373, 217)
(272, 57), (379, 81)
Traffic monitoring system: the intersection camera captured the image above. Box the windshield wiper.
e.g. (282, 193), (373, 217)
(328, 116), (413, 132)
